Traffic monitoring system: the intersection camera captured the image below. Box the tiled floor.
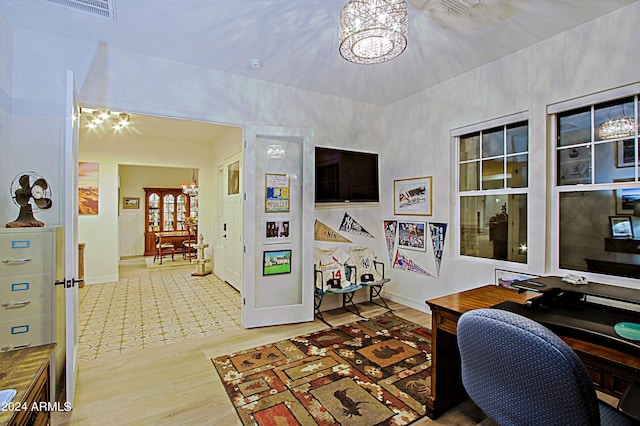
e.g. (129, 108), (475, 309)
(77, 260), (242, 362)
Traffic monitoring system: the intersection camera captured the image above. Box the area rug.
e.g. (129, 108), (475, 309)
(211, 313), (432, 425)
(144, 256), (193, 269)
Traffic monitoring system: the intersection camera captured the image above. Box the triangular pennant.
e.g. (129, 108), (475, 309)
(314, 219), (352, 243)
(429, 223), (447, 276)
(339, 212), (374, 238)
(383, 220), (398, 262)
(392, 250), (432, 276)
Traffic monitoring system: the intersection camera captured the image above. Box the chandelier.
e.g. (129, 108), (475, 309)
(339, 0), (408, 65)
(598, 104), (636, 140)
(81, 107), (131, 131)
(182, 169), (198, 197)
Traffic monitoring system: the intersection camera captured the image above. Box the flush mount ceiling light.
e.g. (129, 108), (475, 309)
(339, 0), (408, 65)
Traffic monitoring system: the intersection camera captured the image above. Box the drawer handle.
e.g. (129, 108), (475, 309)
(1, 258), (32, 265)
(1, 300), (32, 309)
(1, 343), (31, 351)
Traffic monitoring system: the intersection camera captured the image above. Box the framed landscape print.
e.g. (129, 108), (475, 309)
(615, 188), (640, 215)
(394, 176), (432, 216)
(123, 197), (139, 209)
(263, 249), (292, 276)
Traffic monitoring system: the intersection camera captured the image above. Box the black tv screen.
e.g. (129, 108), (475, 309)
(315, 147), (379, 203)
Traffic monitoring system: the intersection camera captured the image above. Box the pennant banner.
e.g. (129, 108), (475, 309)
(314, 220), (352, 243)
(429, 223), (448, 276)
(392, 250), (431, 276)
(383, 220), (398, 262)
(339, 212), (374, 238)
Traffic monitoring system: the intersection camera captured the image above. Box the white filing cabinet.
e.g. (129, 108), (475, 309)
(0, 227), (58, 352)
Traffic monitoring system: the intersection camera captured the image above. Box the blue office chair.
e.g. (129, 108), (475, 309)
(457, 308), (635, 426)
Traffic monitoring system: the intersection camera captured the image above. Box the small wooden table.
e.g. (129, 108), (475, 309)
(154, 230), (189, 264)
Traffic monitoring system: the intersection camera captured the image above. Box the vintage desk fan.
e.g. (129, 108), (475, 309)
(6, 171), (53, 228)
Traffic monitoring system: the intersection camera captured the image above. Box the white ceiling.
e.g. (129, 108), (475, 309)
(2, 0), (637, 107)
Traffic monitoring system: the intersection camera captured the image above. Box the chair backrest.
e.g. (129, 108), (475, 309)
(457, 308), (600, 426)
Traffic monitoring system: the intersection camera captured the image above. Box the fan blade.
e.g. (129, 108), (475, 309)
(32, 178), (48, 191)
(35, 198), (53, 210)
(18, 175), (31, 190)
(14, 189), (30, 206)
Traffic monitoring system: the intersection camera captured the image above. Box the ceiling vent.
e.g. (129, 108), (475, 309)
(431, 0), (482, 15)
(44, 0), (116, 20)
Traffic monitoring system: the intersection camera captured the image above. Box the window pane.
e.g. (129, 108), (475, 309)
(482, 158), (504, 190)
(594, 140), (634, 184)
(460, 133), (480, 161)
(459, 161), (479, 191)
(595, 97), (634, 141)
(460, 194), (527, 263)
(557, 146), (591, 185)
(482, 127), (504, 158)
(507, 154), (528, 188)
(559, 189), (639, 279)
(558, 108), (591, 147)
(507, 121), (528, 154)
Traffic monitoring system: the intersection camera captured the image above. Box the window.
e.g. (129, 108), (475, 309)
(554, 95), (640, 279)
(457, 119), (529, 263)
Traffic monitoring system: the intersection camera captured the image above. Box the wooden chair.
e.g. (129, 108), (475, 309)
(182, 224), (197, 261)
(154, 235), (175, 264)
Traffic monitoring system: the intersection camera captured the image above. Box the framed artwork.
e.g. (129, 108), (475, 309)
(609, 216), (634, 238)
(263, 249), (292, 276)
(228, 161), (240, 195)
(495, 269), (537, 289)
(615, 188), (640, 215)
(265, 173), (290, 213)
(264, 219), (291, 244)
(394, 176), (432, 216)
(78, 162), (99, 215)
(617, 140), (638, 168)
(397, 221), (427, 251)
(123, 197), (139, 209)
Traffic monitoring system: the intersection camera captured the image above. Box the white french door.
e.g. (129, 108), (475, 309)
(63, 70), (80, 405)
(242, 126), (314, 328)
(223, 152), (242, 291)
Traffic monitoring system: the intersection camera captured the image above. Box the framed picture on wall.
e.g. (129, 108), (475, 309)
(615, 188), (640, 215)
(495, 269), (537, 289)
(609, 216), (634, 238)
(393, 176), (432, 216)
(397, 221), (427, 251)
(617, 139), (638, 168)
(263, 249), (292, 276)
(265, 173), (290, 213)
(264, 219), (291, 244)
(123, 197), (139, 209)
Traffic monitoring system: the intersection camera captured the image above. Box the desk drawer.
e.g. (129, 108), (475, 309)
(434, 310), (459, 335)
(0, 315), (52, 352)
(0, 233), (53, 275)
(0, 274), (52, 319)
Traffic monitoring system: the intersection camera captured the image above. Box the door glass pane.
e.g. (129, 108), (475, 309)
(507, 122), (528, 154)
(460, 133), (480, 161)
(148, 193), (160, 231)
(163, 194), (175, 231)
(507, 154), (528, 188)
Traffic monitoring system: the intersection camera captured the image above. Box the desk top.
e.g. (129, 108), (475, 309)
(155, 230), (189, 237)
(426, 284), (538, 314)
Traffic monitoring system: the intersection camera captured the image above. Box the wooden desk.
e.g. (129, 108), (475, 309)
(0, 344), (56, 426)
(425, 285), (640, 419)
(154, 231), (189, 264)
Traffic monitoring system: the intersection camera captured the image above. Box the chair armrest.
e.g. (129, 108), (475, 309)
(345, 264), (357, 284)
(373, 260), (386, 279)
(618, 382), (640, 422)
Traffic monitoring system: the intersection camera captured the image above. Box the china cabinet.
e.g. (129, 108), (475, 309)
(144, 188), (197, 256)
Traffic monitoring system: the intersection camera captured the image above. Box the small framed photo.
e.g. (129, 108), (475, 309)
(495, 269), (537, 289)
(123, 197), (139, 209)
(265, 173), (290, 213)
(264, 219), (291, 244)
(394, 176), (432, 216)
(397, 221), (426, 251)
(609, 216), (634, 238)
(263, 250), (292, 276)
(617, 140), (638, 168)
(615, 188), (640, 215)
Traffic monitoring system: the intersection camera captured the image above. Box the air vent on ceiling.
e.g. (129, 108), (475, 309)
(432, 0), (482, 15)
(44, 0), (116, 20)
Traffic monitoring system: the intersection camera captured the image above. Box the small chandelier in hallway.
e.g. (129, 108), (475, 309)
(182, 169), (198, 197)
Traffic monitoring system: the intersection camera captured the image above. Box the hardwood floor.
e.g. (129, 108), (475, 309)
(52, 262), (489, 425)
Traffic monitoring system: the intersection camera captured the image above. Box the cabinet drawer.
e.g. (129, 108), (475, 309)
(0, 232), (53, 275)
(0, 314), (52, 352)
(435, 310), (459, 335)
(0, 274), (52, 319)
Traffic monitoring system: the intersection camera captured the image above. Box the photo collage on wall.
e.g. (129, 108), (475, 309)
(263, 173), (292, 276)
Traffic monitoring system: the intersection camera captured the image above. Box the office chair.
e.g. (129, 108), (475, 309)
(457, 308), (635, 426)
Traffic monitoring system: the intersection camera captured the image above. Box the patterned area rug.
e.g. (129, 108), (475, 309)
(211, 313), (432, 425)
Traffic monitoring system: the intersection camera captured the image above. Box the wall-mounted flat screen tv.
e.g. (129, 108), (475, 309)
(315, 147), (379, 203)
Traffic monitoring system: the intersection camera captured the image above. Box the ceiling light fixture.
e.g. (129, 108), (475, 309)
(181, 169), (198, 197)
(81, 107), (132, 133)
(339, 0), (408, 65)
(598, 104), (636, 140)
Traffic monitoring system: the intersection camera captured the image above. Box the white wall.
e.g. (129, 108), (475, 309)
(381, 2), (640, 311)
(0, 11), (12, 213)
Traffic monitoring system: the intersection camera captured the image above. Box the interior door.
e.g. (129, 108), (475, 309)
(63, 70), (80, 405)
(214, 165), (225, 279)
(242, 126), (314, 328)
(223, 152), (242, 290)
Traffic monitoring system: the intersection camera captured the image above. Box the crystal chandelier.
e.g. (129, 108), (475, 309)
(598, 104), (636, 140)
(339, 0), (408, 65)
(182, 169), (198, 197)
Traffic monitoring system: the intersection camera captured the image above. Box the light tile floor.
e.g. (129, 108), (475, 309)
(78, 262), (242, 362)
